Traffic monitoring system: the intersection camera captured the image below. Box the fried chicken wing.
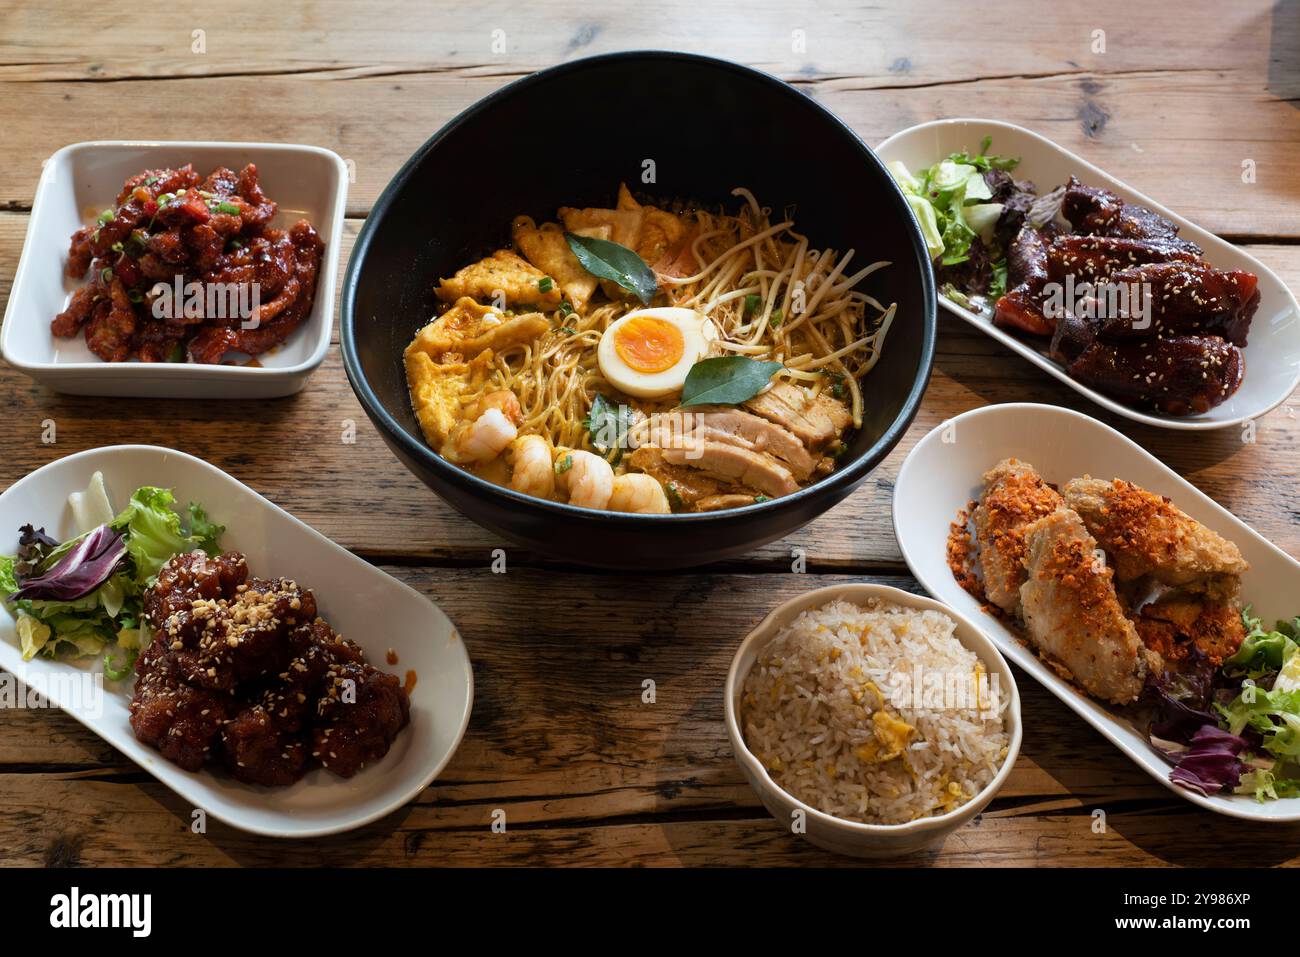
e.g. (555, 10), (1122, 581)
(1133, 595), (1246, 667)
(971, 458), (1064, 616)
(1019, 509), (1150, 704)
(1061, 477), (1248, 587)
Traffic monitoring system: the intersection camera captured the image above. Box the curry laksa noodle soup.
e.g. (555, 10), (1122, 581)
(403, 184), (897, 514)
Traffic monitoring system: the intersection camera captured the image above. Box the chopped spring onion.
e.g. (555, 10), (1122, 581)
(538, 276), (554, 293)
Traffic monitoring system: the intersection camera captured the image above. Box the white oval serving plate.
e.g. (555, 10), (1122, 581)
(875, 119), (1300, 431)
(0, 445), (473, 837)
(1, 141), (348, 399)
(893, 402), (1300, 821)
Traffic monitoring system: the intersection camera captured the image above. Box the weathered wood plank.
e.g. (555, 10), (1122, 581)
(2, 568), (1296, 867)
(0, 1), (1295, 236)
(3, 0), (1288, 85)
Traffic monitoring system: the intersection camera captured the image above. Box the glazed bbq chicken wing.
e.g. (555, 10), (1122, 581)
(971, 459), (1064, 616)
(1061, 477), (1248, 588)
(1061, 176), (1202, 255)
(1019, 509), (1150, 705)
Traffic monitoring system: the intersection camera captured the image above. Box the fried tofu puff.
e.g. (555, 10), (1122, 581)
(435, 249), (562, 310)
(402, 348), (495, 451)
(511, 216), (601, 312)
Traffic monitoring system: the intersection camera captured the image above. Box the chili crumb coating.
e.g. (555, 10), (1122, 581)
(970, 458), (1064, 616)
(1062, 477), (1248, 586)
(129, 550), (410, 785)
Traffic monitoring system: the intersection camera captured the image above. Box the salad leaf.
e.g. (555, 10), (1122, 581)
(103, 647), (138, 682)
(1239, 768), (1300, 802)
(16, 615), (51, 661)
(2, 480), (222, 665)
(887, 140), (1020, 267)
(679, 356), (784, 407)
(1224, 608), (1299, 679)
(945, 136), (1021, 172)
(902, 193), (944, 261)
(1167, 725), (1248, 797)
(8, 524), (127, 602)
(110, 486), (214, 586)
(565, 233), (658, 304)
(186, 504), (225, 556)
(0, 555), (18, 596)
(1218, 684), (1300, 759)
(14, 525), (58, 579)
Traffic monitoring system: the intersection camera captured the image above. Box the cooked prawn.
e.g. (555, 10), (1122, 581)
(608, 473), (671, 514)
(556, 449), (614, 509)
(444, 390), (523, 464)
(508, 434), (555, 499)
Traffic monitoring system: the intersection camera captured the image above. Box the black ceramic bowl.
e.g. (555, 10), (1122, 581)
(341, 51), (935, 569)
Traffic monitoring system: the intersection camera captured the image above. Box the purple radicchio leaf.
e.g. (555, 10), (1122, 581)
(1166, 726), (1249, 797)
(8, 524), (127, 602)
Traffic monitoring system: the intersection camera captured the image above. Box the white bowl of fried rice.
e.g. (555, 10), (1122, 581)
(725, 583), (1021, 857)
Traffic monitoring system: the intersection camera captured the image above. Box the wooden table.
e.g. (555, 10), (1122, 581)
(1, 0), (1297, 867)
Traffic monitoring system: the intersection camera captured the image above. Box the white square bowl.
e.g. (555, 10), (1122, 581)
(1, 141), (349, 398)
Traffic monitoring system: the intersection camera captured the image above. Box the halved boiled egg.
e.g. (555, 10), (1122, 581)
(597, 307), (717, 399)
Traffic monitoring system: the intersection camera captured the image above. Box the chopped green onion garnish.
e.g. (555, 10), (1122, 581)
(559, 300), (573, 316)
(538, 277), (554, 293)
(110, 241), (124, 253)
(99, 267), (113, 284)
(97, 209), (114, 224)
(743, 294), (761, 316)
(769, 309), (783, 328)
(753, 494), (770, 504)
(554, 454), (573, 475)
(157, 192), (174, 206)
(127, 288), (143, 303)
(665, 482), (685, 510)
(216, 201), (240, 214)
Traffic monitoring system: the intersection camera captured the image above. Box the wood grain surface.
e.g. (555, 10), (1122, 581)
(0, 0), (1297, 867)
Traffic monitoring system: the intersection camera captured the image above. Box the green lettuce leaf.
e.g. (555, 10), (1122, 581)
(1225, 608), (1299, 679)
(110, 487), (223, 586)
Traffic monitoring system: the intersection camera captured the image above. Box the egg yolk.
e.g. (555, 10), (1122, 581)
(613, 317), (685, 373)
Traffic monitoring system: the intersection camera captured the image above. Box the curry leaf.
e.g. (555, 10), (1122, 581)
(680, 356), (784, 407)
(585, 393), (632, 459)
(565, 232), (657, 304)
